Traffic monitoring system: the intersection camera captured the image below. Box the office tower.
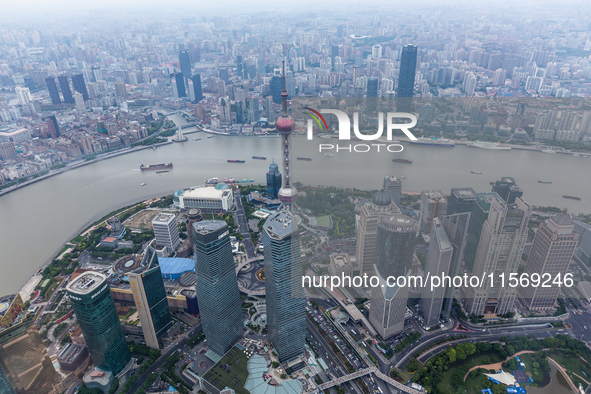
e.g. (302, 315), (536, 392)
(356, 190), (401, 275)
(420, 218), (453, 328)
(418, 104), (435, 126)
(186, 209), (203, 250)
(369, 215), (418, 339)
(383, 176), (402, 207)
(263, 211), (305, 363)
(45, 77), (61, 104)
(190, 74), (203, 103)
(372, 44), (382, 59)
(267, 96), (275, 123)
(250, 98), (259, 122)
(266, 159), (282, 199)
(73, 92), (86, 113)
(236, 101), (243, 124)
(219, 68), (229, 84)
(337, 25), (343, 38)
(193, 221), (243, 358)
(367, 77), (379, 97)
(58, 75), (74, 103)
(464, 192), (499, 270)
(518, 210), (578, 312)
(492, 177), (523, 204)
(396, 44), (418, 112)
(440, 212), (471, 320)
(15, 87), (32, 105)
(0, 294), (59, 394)
(152, 213), (180, 255)
(236, 55), (243, 76)
(448, 188), (477, 215)
(179, 50), (191, 78)
(92, 66), (103, 82)
(46, 115), (59, 138)
(331, 45), (339, 69)
(419, 190), (448, 234)
(114, 82), (127, 100)
(127, 247), (174, 350)
(66, 272), (131, 375)
(0, 142), (17, 160)
(271, 76), (282, 104)
(466, 197), (531, 316)
(72, 74), (89, 100)
(170, 73), (186, 98)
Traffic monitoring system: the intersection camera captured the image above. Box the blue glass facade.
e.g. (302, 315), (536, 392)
(263, 211), (306, 363)
(193, 221), (243, 357)
(66, 273), (131, 375)
(266, 160), (282, 199)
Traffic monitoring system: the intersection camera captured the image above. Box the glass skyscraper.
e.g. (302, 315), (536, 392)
(179, 50), (191, 78)
(191, 74), (203, 103)
(464, 192), (500, 270)
(266, 160), (282, 199)
(72, 73), (89, 101)
(45, 77), (61, 105)
(58, 75), (74, 103)
(127, 247), (174, 350)
(263, 210), (306, 363)
(271, 76), (283, 104)
(66, 272), (131, 375)
(171, 72), (187, 98)
(193, 221), (243, 358)
(396, 44), (417, 112)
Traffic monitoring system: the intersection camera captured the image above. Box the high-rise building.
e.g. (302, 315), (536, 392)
(127, 247), (174, 349)
(369, 215), (418, 339)
(236, 100), (244, 124)
(0, 142), (17, 160)
(46, 115), (60, 138)
(383, 176), (402, 207)
(440, 212), (471, 320)
(266, 159), (282, 199)
(419, 190), (448, 234)
(193, 221), (243, 358)
(185, 209), (203, 250)
(448, 188), (477, 215)
(45, 77), (61, 104)
(367, 77), (379, 97)
(190, 74), (203, 103)
(263, 211), (306, 363)
(356, 190), (401, 275)
(464, 192), (499, 270)
(396, 44), (418, 112)
(66, 272), (131, 375)
(15, 87), (32, 106)
(170, 73), (186, 98)
(58, 75), (74, 103)
(519, 210), (578, 312)
(114, 82), (127, 100)
(152, 213), (180, 255)
(492, 177), (523, 204)
(179, 50), (191, 78)
(0, 294), (59, 394)
(466, 197), (531, 316)
(267, 96), (275, 123)
(73, 92), (86, 113)
(271, 76), (282, 104)
(219, 68), (229, 84)
(420, 218), (453, 327)
(72, 74), (89, 101)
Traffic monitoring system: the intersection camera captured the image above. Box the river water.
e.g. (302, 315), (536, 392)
(0, 113), (589, 293)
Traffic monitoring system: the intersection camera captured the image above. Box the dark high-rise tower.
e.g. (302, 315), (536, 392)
(66, 272), (131, 375)
(464, 192), (500, 270)
(492, 177), (523, 204)
(271, 76), (283, 104)
(46, 115), (59, 138)
(190, 74), (203, 103)
(396, 44), (418, 112)
(193, 221), (243, 358)
(58, 75), (74, 103)
(170, 73), (186, 98)
(72, 74), (89, 101)
(367, 77), (379, 97)
(45, 77), (61, 104)
(448, 188), (478, 215)
(266, 159), (282, 199)
(179, 50), (191, 78)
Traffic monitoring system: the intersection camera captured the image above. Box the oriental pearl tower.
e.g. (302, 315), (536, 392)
(276, 58), (298, 212)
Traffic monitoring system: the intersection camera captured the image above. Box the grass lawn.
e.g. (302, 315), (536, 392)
(550, 353), (591, 383)
(437, 352), (504, 394)
(398, 361), (423, 382)
(202, 346), (250, 394)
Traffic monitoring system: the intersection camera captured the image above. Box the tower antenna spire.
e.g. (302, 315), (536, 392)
(281, 44), (288, 116)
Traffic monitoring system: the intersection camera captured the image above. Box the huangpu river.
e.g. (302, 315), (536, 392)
(0, 113), (590, 293)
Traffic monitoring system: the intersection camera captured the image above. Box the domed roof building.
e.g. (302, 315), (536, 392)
(372, 189), (393, 207)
